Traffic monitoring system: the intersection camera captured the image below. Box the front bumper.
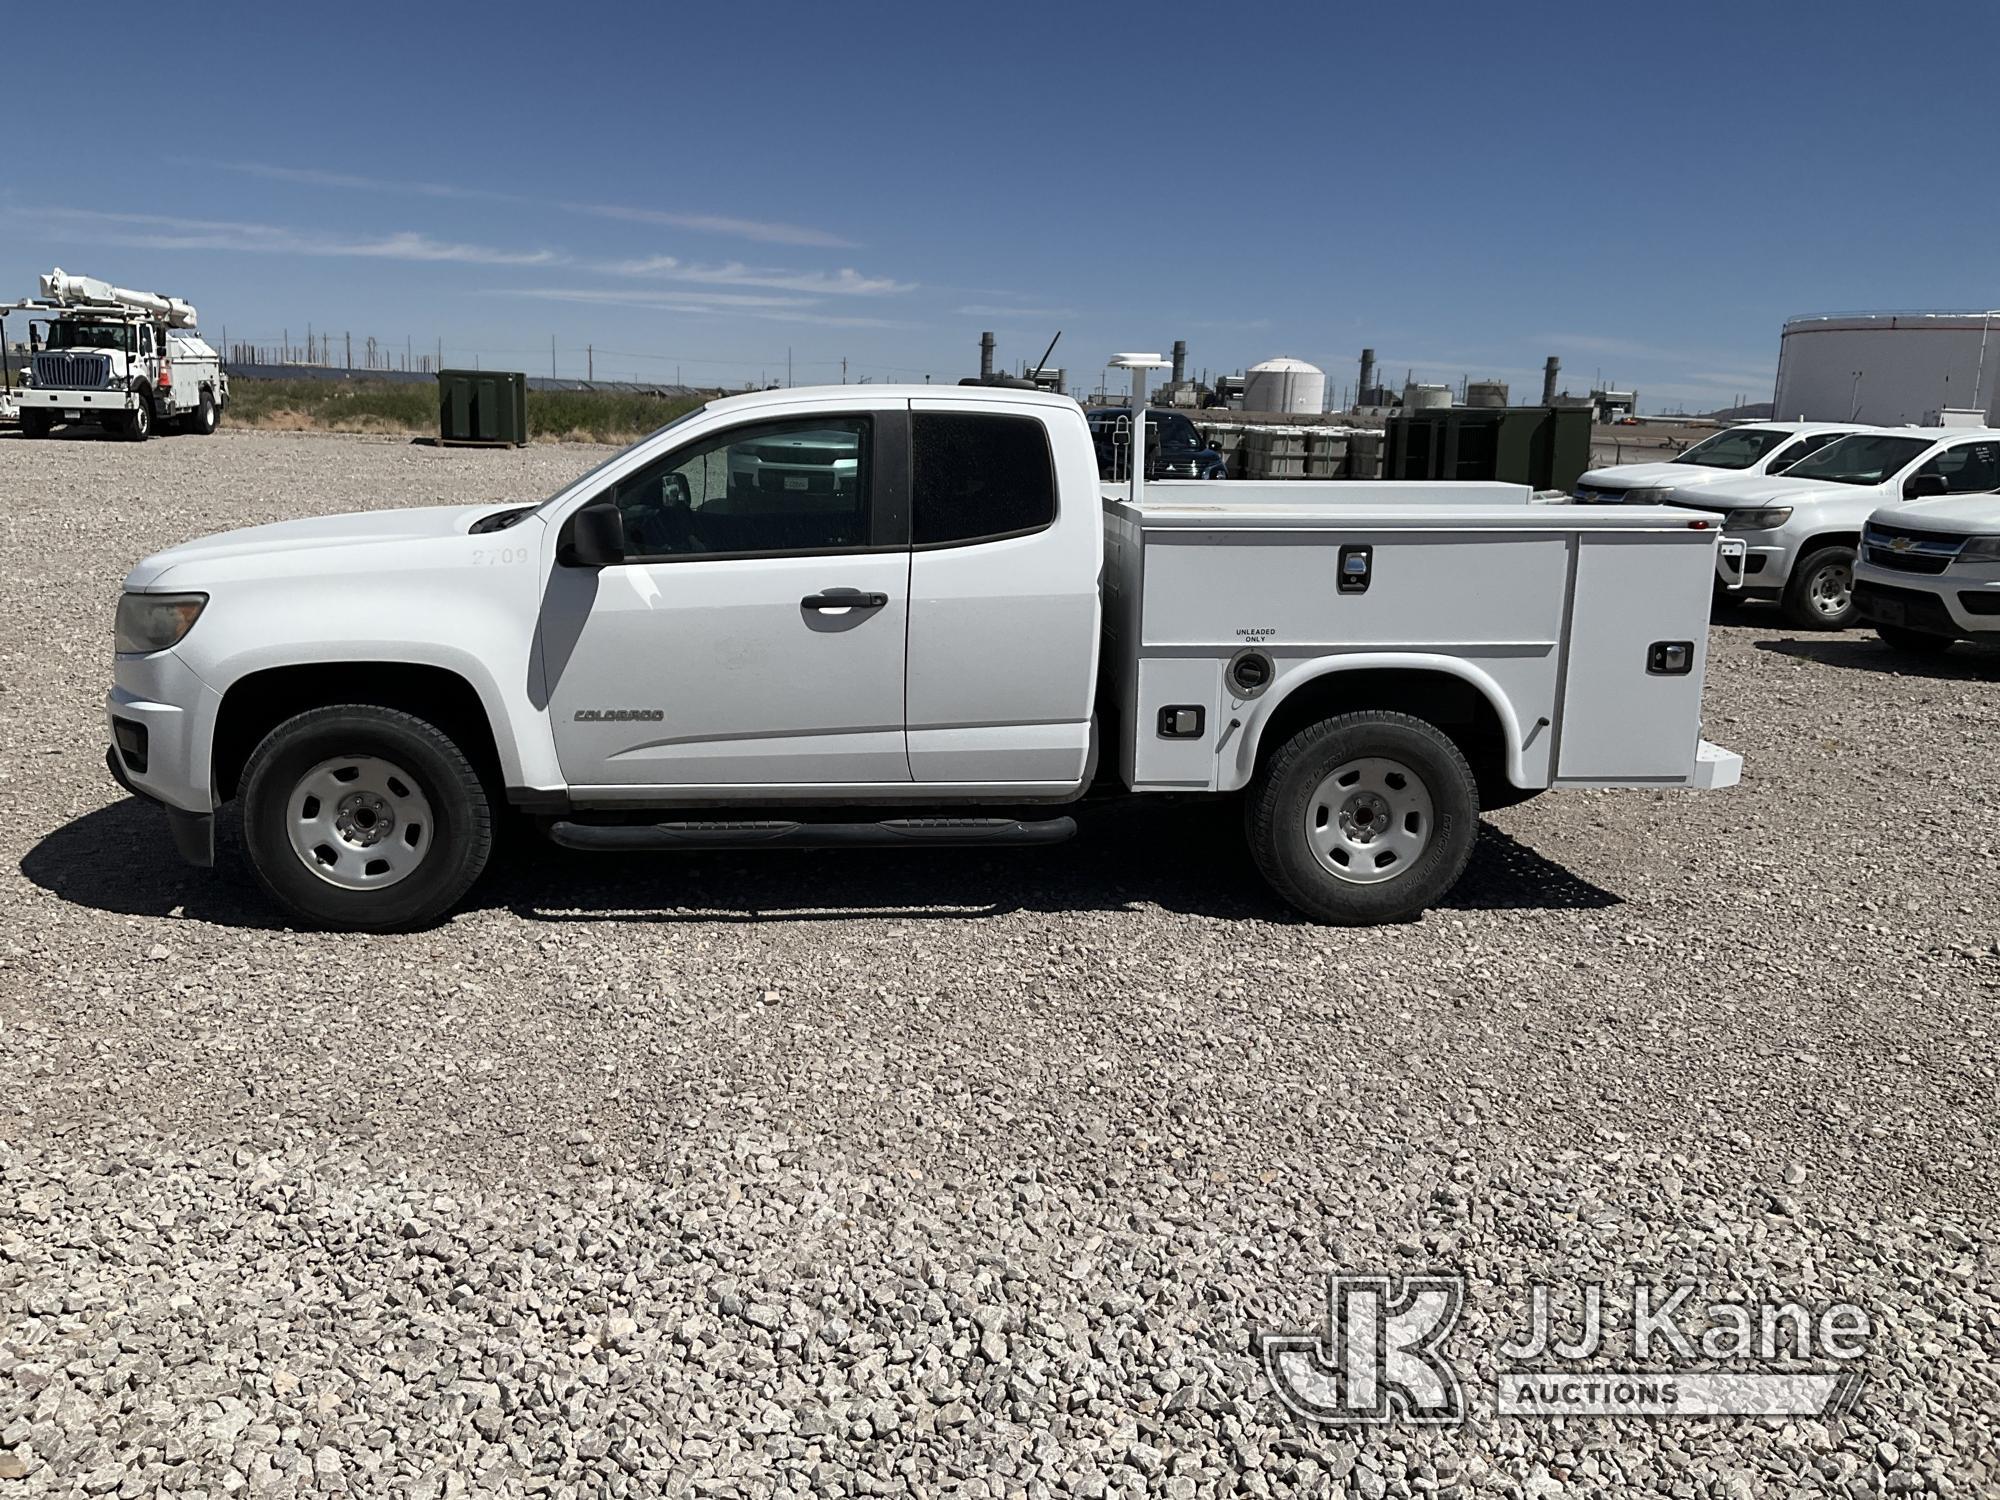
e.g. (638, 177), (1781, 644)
(20, 388), (140, 415)
(105, 746), (213, 866)
(1854, 568), (2000, 638)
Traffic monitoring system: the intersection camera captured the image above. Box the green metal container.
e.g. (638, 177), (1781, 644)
(1384, 406), (1591, 492)
(437, 369), (528, 447)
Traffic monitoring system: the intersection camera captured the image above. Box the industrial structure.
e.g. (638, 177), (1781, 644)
(1242, 357), (1326, 414)
(1773, 312), (2000, 425)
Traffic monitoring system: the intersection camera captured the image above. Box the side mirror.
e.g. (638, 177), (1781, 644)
(1904, 473), (1949, 500)
(561, 499), (626, 567)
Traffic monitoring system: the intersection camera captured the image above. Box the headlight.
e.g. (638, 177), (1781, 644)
(1724, 507), (1793, 530)
(114, 591), (207, 654)
(1958, 536), (2000, 562)
(1626, 486), (1677, 504)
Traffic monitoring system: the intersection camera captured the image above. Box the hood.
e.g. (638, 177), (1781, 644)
(124, 504), (523, 588)
(1575, 461), (1692, 491)
(1872, 494), (2000, 534)
(1660, 472), (1848, 513)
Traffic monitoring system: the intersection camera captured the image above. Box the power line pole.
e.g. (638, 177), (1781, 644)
(345, 332), (351, 371)
(587, 344), (593, 382)
(551, 335), (557, 382)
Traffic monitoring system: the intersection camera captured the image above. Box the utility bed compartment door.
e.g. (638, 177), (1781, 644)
(1556, 533), (1713, 781)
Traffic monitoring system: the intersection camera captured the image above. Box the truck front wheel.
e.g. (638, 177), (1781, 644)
(122, 394), (153, 442)
(19, 410), (51, 439)
(1246, 711), (1479, 925)
(239, 705), (493, 930)
(1781, 544), (1856, 630)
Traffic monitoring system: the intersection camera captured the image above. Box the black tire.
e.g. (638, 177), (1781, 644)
(185, 389), (218, 436)
(239, 705), (493, 930)
(1246, 711), (1479, 925)
(1876, 623), (1956, 656)
(18, 409), (51, 439)
(1781, 544), (1857, 630)
(122, 392), (153, 442)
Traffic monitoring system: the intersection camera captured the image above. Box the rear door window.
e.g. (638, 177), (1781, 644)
(912, 412), (1057, 547)
(1917, 440), (2000, 493)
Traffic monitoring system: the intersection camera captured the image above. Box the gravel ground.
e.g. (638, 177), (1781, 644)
(1, 428), (1996, 1498)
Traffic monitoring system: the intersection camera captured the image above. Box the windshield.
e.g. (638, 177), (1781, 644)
(43, 320), (134, 351)
(1672, 428), (1790, 469)
(531, 404), (708, 513)
(1778, 433), (1932, 486)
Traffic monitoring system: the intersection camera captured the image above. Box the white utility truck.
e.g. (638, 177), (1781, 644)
(1571, 421), (1872, 505)
(1854, 493), (2000, 654)
(1684, 427), (2000, 629)
(6, 268), (226, 440)
(104, 356), (1741, 930)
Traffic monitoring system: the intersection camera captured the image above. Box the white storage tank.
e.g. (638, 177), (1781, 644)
(1403, 382), (1452, 413)
(1774, 312), (2000, 425)
(1244, 357), (1326, 414)
(1465, 380), (1510, 408)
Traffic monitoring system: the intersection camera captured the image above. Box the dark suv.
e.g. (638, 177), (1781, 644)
(1087, 407), (1227, 480)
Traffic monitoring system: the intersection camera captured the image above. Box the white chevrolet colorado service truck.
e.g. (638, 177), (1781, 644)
(1854, 492), (2000, 654)
(7, 269), (226, 441)
(105, 372), (1742, 930)
(1680, 427), (2000, 629)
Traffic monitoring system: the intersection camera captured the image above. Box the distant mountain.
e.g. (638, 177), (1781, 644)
(1701, 401), (1774, 422)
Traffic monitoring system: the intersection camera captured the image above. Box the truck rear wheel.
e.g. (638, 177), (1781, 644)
(239, 705), (493, 930)
(184, 390), (218, 436)
(1781, 544), (1856, 630)
(1246, 711), (1479, 925)
(122, 394), (153, 442)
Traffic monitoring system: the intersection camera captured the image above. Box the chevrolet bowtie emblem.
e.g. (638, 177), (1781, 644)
(1890, 536), (1914, 552)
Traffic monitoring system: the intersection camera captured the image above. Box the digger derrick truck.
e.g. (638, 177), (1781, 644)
(5, 268), (226, 441)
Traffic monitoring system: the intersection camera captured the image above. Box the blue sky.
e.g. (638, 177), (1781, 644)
(9, 0), (1998, 410)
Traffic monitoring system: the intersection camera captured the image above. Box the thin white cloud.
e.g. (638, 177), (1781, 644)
(492, 287), (912, 329)
(604, 257), (912, 296)
(193, 158), (858, 249)
(40, 207), (560, 267)
(954, 303), (1073, 319)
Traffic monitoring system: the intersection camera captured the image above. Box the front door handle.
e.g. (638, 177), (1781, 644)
(801, 591), (889, 610)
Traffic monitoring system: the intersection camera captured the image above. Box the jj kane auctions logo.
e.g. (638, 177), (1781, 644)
(1260, 1273), (1869, 1426)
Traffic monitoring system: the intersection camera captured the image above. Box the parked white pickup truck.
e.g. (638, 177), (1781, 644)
(1572, 421), (1870, 505)
(1677, 427), (2000, 629)
(105, 374), (1741, 930)
(1854, 494), (2000, 653)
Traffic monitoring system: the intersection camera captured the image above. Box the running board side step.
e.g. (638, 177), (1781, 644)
(547, 815), (1078, 852)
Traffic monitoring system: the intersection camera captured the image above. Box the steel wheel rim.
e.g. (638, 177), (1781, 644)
(1304, 756), (1434, 884)
(1807, 558), (1852, 617)
(285, 755), (435, 891)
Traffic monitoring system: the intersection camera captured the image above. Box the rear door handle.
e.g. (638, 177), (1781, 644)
(801, 591), (889, 610)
